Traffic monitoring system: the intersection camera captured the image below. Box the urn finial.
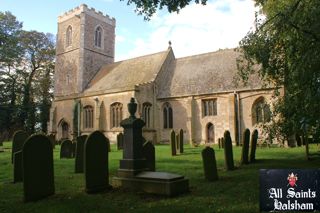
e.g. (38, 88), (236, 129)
(128, 97), (137, 118)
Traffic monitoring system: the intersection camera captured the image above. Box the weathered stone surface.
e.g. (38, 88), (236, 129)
(13, 151), (23, 183)
(11, 130), (29, 163)
(75, 135), (87, 173)
(179, 129), (184, 154)
(22, 134), (54, 202)
(240, 129), (250, 165)
(170, 130), (176, 156)
(201, 146), (218, 181)
(48, 134), (56, 149)
(223, 131), (234, 171)
(249, 129), (258, 163)
(142, 141), (155, 171)
(84, 131), (110, 193)
(60, 139), (73, 158)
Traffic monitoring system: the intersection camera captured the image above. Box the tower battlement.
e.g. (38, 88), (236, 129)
(58, 4), (116, 26)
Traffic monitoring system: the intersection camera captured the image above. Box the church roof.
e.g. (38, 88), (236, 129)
(157, 48), (263, 98)
(84, 49), (170, 94)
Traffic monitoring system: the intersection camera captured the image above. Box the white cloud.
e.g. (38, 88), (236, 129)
(116, 35), (125, 43)
(116, 0), (256, 61)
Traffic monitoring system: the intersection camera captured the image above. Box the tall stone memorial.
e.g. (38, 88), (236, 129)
(113, 98), (189, 196)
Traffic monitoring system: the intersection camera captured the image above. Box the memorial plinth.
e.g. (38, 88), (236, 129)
(113, 98), (189, 196)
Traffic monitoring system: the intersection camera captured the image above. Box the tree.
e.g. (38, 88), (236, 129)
(237, 0), (320, 158)
(122, 0), (207, 20)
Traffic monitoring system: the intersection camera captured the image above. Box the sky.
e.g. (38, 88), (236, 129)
(0, 0), (257, 61)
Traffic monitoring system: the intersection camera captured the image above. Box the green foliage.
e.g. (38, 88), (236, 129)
(238, 0), (320, 150)
(201, 146), (218, 181)
(250, 129), (259, 162)
(0, 11), (55, 135)
(122, 0), (208, 20)
(223, 131), (234, 170)
(22, 134), (54, 202)
(84, 131), (110, 193)
(170, 130), (176, 156)
(240, 129), (250, 165)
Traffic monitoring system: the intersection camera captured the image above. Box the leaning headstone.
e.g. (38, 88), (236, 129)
(170, 130), (176, 156)
(84, 131), (110, 193)
(249, 129), (258, 163)
(179, 129), (184, 154)
(60, 139), (73, 158)
(240, 129), (250, 165)
(223, 131), (234, 170)
(117, 133), (124, 150)
(75, 135), (87, 173)
(11, 130), (29, 163)
(201, 146), (218, 181)
(22, 134), (54, 202)
(13, 151), (23, 183)
(142, 141), (155, 171)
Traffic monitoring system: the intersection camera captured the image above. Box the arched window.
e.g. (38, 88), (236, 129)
(83, 105), (94, 129)
(94, 26), (102, 48)
(163, 102), (173, 129)
(66, 26), (72, 47)
(142, 102), (152, 128)
(252, 97), (271, 125)
(202, 99), (217, 117)
(110, 102), (122, 128)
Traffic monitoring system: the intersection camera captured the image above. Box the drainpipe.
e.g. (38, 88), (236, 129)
(78, 100), (81, 137)
(234, 91), (241, 145)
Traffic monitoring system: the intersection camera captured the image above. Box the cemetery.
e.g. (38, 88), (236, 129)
(0, 98), (319, 212)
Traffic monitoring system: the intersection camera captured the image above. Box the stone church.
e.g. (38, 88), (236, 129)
(48, 4), (275, 145)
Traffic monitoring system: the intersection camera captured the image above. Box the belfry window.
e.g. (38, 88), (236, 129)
(110, 102), (122, 128)
(94, 26), (102, 48)
(66, 26), (72, 47)
(83, 105), (94, 129)
(163, 102), (173, 129)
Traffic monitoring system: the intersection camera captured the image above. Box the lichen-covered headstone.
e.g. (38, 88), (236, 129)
(84, 131), (110, 193)
(240, 129), (250, 165)
(179, 129), (184, 154)
(142, 141), (155, 171)
(13, 151), (23, 183)
(75, 135), (87, 173)
(22, 134), (54, 202)
(170, 130), (176, 156)
(249, 129), (258, 163)
(201, 146), (218, 181)
(117, 133), (124, 150)
(223, 131), (234, 171)
(60, 139), (73, 158)
(11, 130), (29, 163)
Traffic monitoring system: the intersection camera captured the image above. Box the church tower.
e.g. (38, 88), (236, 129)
(54, 4), (115, 97)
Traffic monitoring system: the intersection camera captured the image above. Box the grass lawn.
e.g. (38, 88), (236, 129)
(0, 142), (320, 213)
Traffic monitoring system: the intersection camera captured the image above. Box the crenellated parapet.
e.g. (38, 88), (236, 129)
(58, 4), (116, 26)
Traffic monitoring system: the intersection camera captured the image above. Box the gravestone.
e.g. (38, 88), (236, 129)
(170, 130), (176, 156)
(13, 151), (23, 183)
(11, 130), (29, 163)
(240, 129), (250, 165)
(179, 129), (184, 154)
(201, 146), (218, 181)
(223, 131), (234, 170)
(74, 135), (87, 173)
(117, 133), (124, 150)
(221, 137), (225, 149)
(72, 141), (76, 157)
(60, 139), (73, 158)
(48, 134), (56, 149)
(142, 141), (155, 171)
(218, 138), (221, 149)
(249, 129), (258, 163)
(84, 131), (110, 193)
(22, 134), (54, 202)
(176, 133), (180, 152)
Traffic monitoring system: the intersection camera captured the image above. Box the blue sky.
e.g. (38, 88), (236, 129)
(0, 0), (257, 61)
